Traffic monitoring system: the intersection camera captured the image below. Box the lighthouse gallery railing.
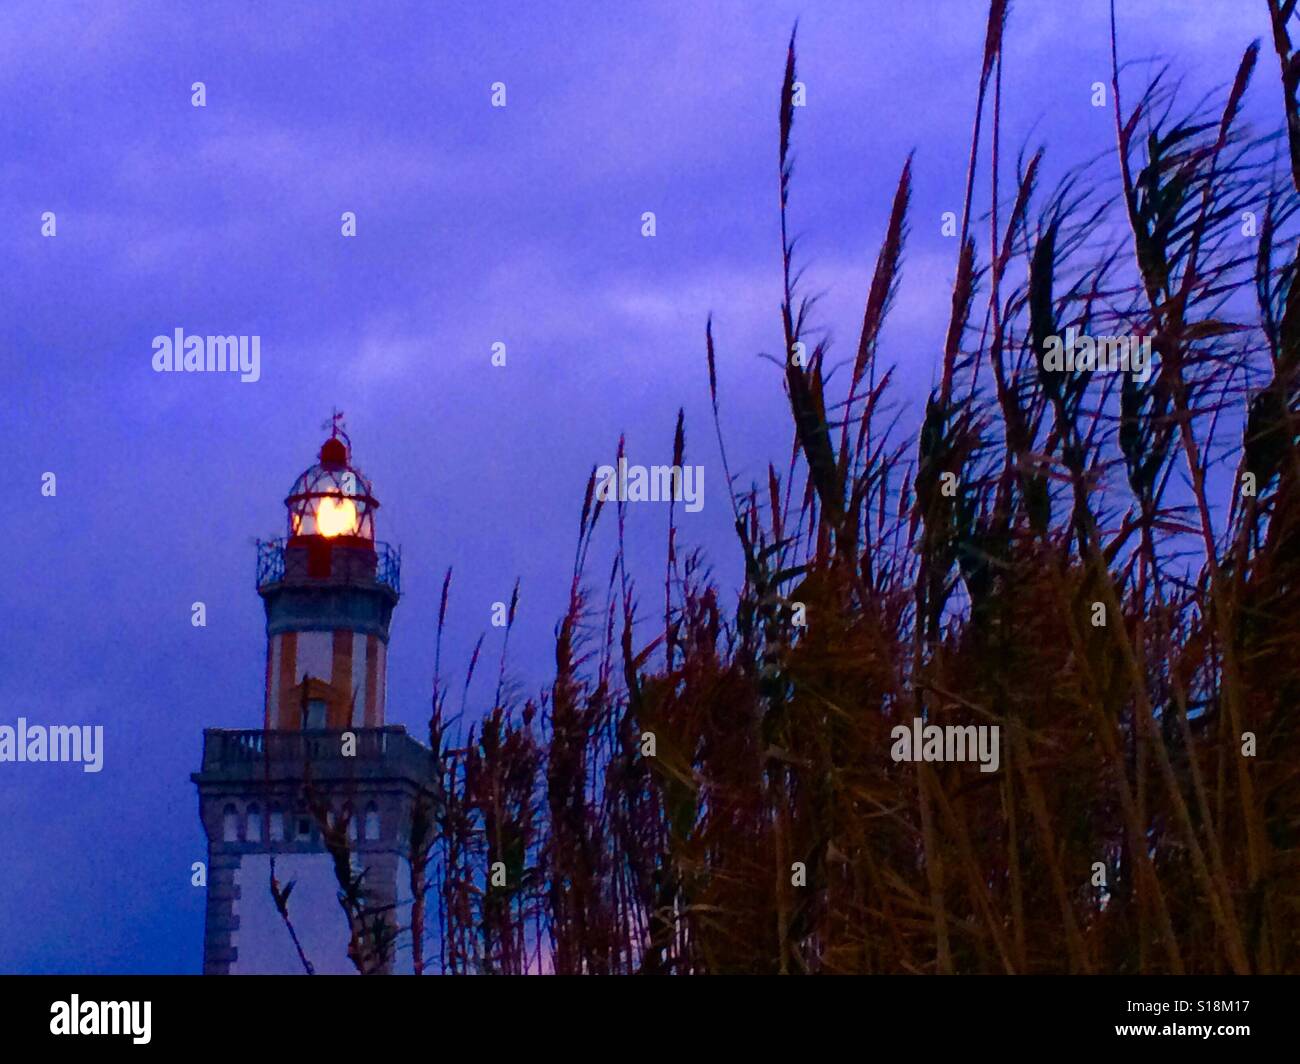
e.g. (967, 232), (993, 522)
(255, 537), (401, 595)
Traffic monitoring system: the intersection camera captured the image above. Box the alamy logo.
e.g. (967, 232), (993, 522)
(0, 718), (104, 772)
(1040, 326), (1152, 384)
(50, 996), (151, 1044)
(151, 328), (261, 382)
(595, 457), (704, 512)
(890, 717), (1000, 773)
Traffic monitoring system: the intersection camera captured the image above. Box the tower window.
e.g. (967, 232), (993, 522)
(363, 803), (381, 841)
(222, 804), (239, 842)
(246, 804), (262, 842)
(304, 698), (327, 730)
(269, 806), (285, 841)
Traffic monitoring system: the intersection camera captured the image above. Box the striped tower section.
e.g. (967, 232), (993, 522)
(263, 629), (389, 729)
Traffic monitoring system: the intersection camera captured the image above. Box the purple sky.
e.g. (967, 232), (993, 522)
(0, 0), (1276, 973)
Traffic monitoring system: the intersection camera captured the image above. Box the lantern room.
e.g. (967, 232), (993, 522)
(285, 435), (379, 543)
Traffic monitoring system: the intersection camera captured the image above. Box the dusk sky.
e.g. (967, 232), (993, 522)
(1, 0), (1277, 973)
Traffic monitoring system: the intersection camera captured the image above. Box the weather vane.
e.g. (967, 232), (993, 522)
(322, 407), (351, 449)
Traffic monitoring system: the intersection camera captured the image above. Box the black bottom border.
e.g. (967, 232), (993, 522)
(2, 974), (1292, 1052)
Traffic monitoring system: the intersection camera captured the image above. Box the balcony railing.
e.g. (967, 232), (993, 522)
(197, 727), (434, 783)
(256, 537), (401, 595)
(256, 538), (285, 586)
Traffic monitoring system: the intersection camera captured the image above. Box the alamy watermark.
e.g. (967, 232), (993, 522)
(595, 457), (704, 512)
(50, 996), (150, 1044)
(151, 328), (261, 382)
(890, 717), (1000, 773)
(1041, 326), (1152, 384)
(0, 718), (104, 772)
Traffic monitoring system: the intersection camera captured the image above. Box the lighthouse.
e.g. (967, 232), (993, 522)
(192, 423), (436, 975)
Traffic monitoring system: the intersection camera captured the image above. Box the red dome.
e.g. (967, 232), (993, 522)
(319, 437), (348, 467)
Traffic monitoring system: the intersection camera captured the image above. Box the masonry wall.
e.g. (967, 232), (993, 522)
(228, 852), (414, 974)
(198, 784), (418, 975)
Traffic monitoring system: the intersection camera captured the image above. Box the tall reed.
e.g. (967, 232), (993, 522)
(365, 0), (1300, 975)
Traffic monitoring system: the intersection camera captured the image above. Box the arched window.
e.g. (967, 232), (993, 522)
(269, 804), (285, 842)
(345, 804), (357, 843)
(222, 804), (239, 842)
(363, 803), (381, 841)
(246, 804), (262, 843)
